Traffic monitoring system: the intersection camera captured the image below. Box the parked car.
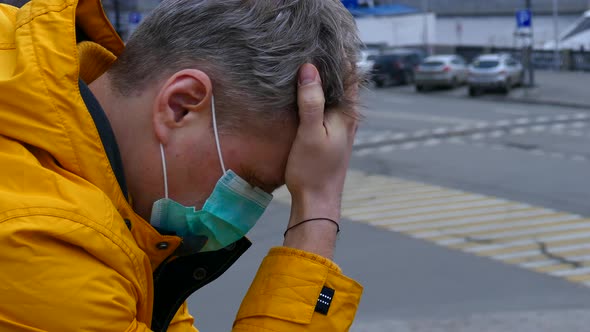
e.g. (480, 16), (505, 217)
(357, 48), (380, 78)
(415, 55), (469, 91)
(371, 50), (424, 87)
(467, 54), (524, 96)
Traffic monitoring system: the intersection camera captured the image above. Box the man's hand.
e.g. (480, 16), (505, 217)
(283, 64), (358, 259)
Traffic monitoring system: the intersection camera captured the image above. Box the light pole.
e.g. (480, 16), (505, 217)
(552, 0), (560, 70)
(422, 0), (431, 55)
(113, 0), (121, 37)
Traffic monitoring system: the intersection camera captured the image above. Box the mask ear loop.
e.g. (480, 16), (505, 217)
(159, 144), (169, 199)
(211, 95), (227, 174)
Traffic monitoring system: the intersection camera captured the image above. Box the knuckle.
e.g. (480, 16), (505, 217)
(300, 95), (325, 110)
(298, 85), (325, 109)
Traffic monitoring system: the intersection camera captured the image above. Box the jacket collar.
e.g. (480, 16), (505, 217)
(78, 78), (128, 200)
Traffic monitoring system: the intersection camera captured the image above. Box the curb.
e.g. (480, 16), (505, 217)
(401, 86), (590, 111)
(482, 95), (590, 111)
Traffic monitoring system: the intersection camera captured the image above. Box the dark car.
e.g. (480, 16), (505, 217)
(371, 51), (424, 87)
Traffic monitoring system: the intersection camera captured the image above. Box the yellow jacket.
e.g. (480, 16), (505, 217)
(0, 0), (362, 331)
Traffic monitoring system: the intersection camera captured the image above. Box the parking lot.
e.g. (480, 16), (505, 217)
(398, 69), (590, 110)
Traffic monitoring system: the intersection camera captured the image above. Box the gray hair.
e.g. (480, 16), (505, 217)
(109, 0), (361, 131)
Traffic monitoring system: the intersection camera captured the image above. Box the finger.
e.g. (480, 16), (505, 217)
(326, 108), (359, 137)
(297, 64), (325, 135)
(324, 81), (360, 134)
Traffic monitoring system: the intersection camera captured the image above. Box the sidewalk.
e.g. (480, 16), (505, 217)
(487, 70), (590, 109)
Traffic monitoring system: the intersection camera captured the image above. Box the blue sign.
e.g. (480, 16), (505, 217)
(516, 9), (532, 28)
(128, 12), (142, 25)
(341, 0), (359, 9)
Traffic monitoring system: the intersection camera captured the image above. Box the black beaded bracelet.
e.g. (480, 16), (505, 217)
(283, 218), (340, 238)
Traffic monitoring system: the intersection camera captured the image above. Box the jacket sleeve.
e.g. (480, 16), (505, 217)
(233, 247), (363, 331)
(0, 214), (154, 332)
(167, 302), (199, 332)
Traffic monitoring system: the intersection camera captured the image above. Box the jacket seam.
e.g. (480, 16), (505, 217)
(268, 247), (340, 268)
(15, 1), (71, 29)
(266, 251), (338, 272)
(238, 266), (328, 324)
(0, 207), (148, 294)
(260, 272), (325, 300)
(233, 322), (288, 332)
(326, 269), (363, 290)
(28, 3), (82, 176)
(100, 194), (140, 303)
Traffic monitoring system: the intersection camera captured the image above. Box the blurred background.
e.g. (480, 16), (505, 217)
(3, 0), (590, 331)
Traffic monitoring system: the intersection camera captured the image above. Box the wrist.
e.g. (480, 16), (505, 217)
(289, 192), (341, 225)
(283, 196), (341, 259)
(284, 218), (340, 238)
(283, 218), (339, 259)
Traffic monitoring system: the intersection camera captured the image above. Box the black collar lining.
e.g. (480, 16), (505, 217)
(78, 79), (129, 200)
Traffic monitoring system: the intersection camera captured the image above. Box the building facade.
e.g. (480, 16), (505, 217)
(374, 0), (589, 15)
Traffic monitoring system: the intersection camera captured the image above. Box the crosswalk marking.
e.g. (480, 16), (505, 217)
(273, 170), (590, 287)
(569, 274), (590, 282)
(551, 267), (590, 277)
(446, 227), (590, 247)
(342, 183), (434, 200)
(415, 215), (581, 239)
(395, 208), (551, 232)
(348, 198), (502, 220)
(436, 222), (590, 246)
(372, 204), (532, 227)
(504, 245), (590, 264)
(343, 192), (469, 212)
(466, 234), (590, 256)
(523, 253), (590, 269)
(457, 231), (590, 253)
(346, 195), (489, 219)
(495, 242), (590, 260)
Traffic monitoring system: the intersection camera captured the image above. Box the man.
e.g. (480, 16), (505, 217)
(0, 0), (363, 331)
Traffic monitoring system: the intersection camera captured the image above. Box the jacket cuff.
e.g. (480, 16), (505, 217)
(267, 246), (343, 274)
(234, 246), (363, 330)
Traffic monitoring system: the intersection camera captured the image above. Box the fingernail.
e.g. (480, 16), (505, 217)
(299, 64), (318, 86)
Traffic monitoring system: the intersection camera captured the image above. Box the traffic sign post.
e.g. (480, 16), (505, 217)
(516, 9), (532, 29)
(516, 2), (535, 87)
(341, 0), (359, 9)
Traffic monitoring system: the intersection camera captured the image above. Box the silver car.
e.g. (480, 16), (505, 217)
(468, 54), (524, 96)
(415, 55), (469, 91)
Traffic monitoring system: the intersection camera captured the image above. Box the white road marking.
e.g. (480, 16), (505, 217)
(361, 109), (476, 125)
(550, 266), (590, 277)
(495, 243), (590, 261)
(493, 108), (530, 116)
(394, 207), (543, 232)
(467, 232), (590, 253)
(350, 195), (492, 220)
(522, 253), (590, 269)
(437, 223), (590, 246)
(414, 215), (579, 239)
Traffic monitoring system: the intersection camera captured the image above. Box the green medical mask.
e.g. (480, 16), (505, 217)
(150, 96), (273, 253)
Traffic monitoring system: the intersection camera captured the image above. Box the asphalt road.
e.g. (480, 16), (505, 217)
(188, 85), (590, 331)
(354, 85), (590, 216)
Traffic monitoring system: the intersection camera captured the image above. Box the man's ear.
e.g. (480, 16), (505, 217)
(153, 69), (213, 144)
